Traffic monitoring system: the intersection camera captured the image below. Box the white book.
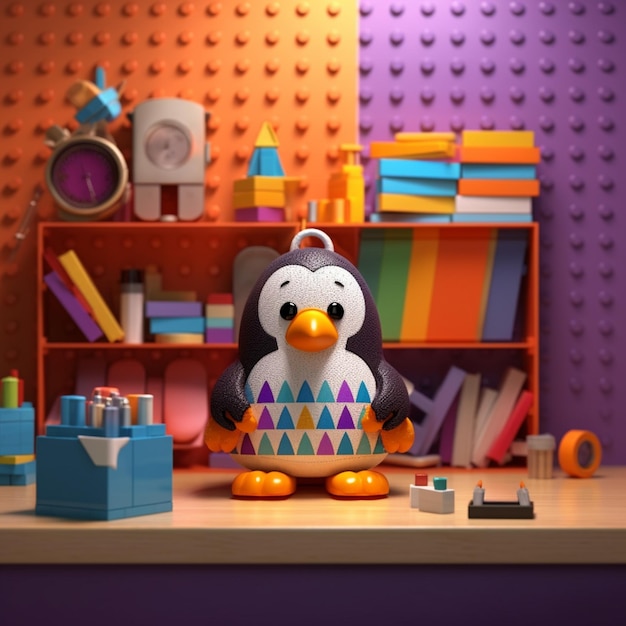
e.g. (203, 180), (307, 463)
(473, 386), (498, 444)
(451, 372), (481, 468)
(471, 367), (527, 468)
(455, 195), (532, 214)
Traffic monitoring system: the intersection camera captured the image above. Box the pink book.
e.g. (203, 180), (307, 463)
(486, 390), (533, 464)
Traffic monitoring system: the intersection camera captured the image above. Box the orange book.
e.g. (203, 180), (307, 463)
(369, 141), (455, 159)
(400, 229), (439, 342)
(427, 228), (493, 341)
(458, 146), (541, 164)
(458, 179), (540, 197)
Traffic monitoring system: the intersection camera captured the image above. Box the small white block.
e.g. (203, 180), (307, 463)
(409, 484), (422, 509)
(417, 486), (455, 514)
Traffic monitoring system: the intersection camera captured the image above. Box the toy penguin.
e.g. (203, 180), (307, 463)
(206, 229), (414, 498)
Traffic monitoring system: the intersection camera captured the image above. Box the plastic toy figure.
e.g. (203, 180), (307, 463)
(206, 228), (414, 498)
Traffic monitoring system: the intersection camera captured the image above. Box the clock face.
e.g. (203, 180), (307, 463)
(145, 122), (192, 169)
(49, 141), (123, 209)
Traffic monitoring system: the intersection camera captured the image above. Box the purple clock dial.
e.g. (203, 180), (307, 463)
(50, 142), (121, 208)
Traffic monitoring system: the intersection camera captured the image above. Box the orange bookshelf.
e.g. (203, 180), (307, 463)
(37, 220), (539, 446)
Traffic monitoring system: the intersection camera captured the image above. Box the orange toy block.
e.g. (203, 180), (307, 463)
(462, 130), (535, 148)
(234, 177), (286, 193)
(458, 146), (541, 164)
(233, 190), (286, 209)
(458, 179), (540, 197)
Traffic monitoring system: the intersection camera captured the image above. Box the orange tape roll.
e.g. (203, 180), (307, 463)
(558, 430), (602, 478)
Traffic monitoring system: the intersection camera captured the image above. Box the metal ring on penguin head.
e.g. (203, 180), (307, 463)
(290, 228), (335, 252)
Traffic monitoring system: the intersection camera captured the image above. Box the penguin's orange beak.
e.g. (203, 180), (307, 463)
(285, 308), (338, 352)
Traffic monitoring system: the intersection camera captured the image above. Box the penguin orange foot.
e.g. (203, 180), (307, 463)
(232, 470), (297, 499)
(325, 470), (389, 499)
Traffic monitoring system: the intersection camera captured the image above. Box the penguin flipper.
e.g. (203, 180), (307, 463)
(361, 407), (414, 453)
(210, 360), (252, 430)
(370, 360), (411, 430)
(205, 407), (257, 453)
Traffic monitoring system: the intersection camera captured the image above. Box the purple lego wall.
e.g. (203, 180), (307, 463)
(358, 1), (624, 463)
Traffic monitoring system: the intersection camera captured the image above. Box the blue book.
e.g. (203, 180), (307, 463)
(378, 177), (458, 197)
(408, 366), (466, 457)
(379, 159), (461, 180)
(461, 164), (537, 180)
(150, 316), (205, 334)
(481, 230), (528, 341)
(369, 212), (451, 224)
(451, 213), (533, 223)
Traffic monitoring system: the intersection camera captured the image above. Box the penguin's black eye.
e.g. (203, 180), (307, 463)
(280, 302), (298, 320)
(327, 302), (344, 320)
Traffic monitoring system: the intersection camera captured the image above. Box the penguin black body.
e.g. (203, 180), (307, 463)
(206, 229), (414, 498)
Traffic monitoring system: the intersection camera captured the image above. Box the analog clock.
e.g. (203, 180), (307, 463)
(45, 133), (128, 221)
(145, 122), (192, 170)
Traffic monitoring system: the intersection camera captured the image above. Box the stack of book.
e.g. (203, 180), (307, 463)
(146, 300), (205, 344)
(454, 130), (540, 223)
(369, 132), (459, 223)
(400, 365), (533, 468)
(205, 293), (235, 344)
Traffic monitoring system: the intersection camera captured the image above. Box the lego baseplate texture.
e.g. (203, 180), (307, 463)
(0, 1), (358, 406)
(358, 1), (624, 463)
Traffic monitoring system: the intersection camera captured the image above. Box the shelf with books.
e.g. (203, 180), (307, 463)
(37, 220), (539, 464)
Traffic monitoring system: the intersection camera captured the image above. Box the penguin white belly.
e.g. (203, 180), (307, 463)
(230, 349), (386, 477)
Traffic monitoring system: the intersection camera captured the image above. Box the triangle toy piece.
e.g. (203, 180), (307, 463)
(255, 122), (279, 148)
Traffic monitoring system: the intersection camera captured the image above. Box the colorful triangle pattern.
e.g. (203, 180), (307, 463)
(252, 380), (370, 404)
(237, 431), (384, 457)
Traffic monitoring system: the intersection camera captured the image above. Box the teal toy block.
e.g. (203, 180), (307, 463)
(0, 403), (35, 456)
(0, 460), (36, 486)
(35, 422), (172, 521)
(247, 147), (285, 176)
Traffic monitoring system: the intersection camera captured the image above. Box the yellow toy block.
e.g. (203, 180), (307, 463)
(395, 132), (457, 143)
(233, 190), (286, 209)
(369, 141), (455, 159)
(0, 454), (36, 465)
(254, 122), (279, 148)
(462, 130), (535, 148)
(378, 194), (455, 214)
(58, 250), (124, 342)
(234, 176), (286, 193)
(143, 266), (198, 302)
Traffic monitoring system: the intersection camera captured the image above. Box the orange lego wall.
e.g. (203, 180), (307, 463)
(0, 1), (358, 400)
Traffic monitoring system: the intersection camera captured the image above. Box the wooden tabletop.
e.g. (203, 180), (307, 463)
(1, 465), (625, 565)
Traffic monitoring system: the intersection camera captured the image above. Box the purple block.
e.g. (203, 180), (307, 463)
(145, 301), (203, 318)
(204, 328), (235, 343)
(44, 271), (104, 342)
(235, 207), (285, 222)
